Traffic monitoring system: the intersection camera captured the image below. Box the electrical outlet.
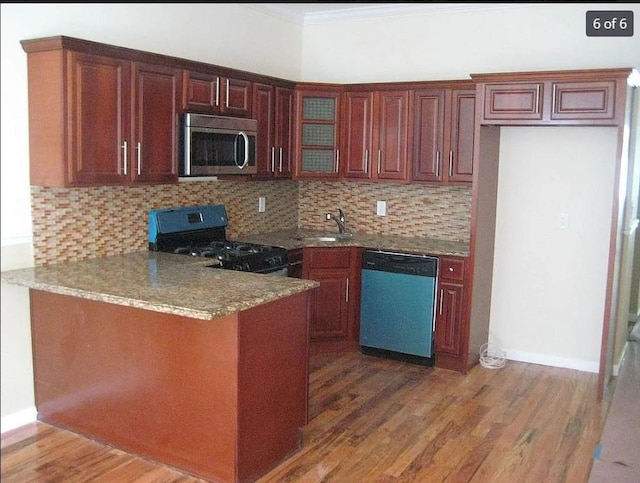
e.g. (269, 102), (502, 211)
(258, 197), (266, 213)
(377, 201), (387, 216)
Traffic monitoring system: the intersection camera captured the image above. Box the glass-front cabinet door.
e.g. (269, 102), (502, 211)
(295, 87), (342, 179)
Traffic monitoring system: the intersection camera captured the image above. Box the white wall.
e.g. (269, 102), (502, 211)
(1, 3), (639, 430)
(301, 3), (640, 83)
(490, 127), (618, 372)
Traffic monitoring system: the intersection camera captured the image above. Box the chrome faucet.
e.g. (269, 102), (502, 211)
(326, 209), (346, 234)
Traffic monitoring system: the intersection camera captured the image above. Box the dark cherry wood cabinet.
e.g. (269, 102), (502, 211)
(412, 86), (475, 184)
(183, 70), (252, 117)
(23, 38), (181, 187)
(341, 89), (410, 182)
(132, 62), (182, 183)
(293, 84), (343, 180)
(29, 49), (180, 186)
(474, 70), (630, 125)
(435, 256), (469, 372)
(302, 247), (362, 353)
(253, 83), (293, 178)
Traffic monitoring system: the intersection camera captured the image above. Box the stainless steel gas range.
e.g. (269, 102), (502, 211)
(148, 204), (288, 275)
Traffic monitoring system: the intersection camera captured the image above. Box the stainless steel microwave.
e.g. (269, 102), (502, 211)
(180, 114), (257, 176)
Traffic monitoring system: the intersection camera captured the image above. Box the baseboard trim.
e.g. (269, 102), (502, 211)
(1, 407), (37, 434)
(505, 349), (599, 373)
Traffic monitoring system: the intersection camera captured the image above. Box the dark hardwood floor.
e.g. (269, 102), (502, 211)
(2, 351), (610, 482)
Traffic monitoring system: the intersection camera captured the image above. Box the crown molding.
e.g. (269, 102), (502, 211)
(248, 3), (533, 26)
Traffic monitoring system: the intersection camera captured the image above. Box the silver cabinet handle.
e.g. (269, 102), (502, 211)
(449, 151), (453, 177)
(535, 84), (540, 113)
(226, 79), (230, 108)
(336, 149), (340, 173)
(215, 77), (220, 107)
(271, 147), (275, 172)
(439, 288), (444, 314)
(121, 140), (128, 175)
(279, 147), (283, 172)
(346, 278), (349, 303)
(136, 142), (142, 175)
(377, 150), (381, 174)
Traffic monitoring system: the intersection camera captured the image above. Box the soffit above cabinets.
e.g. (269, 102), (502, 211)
(246, 3), (532, 26)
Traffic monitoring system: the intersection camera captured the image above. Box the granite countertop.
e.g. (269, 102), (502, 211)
(0, 251), (319, 321)
(233, 228), (470, 258)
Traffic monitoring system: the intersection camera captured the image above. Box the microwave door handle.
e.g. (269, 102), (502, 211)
(237, 131), (249, 169)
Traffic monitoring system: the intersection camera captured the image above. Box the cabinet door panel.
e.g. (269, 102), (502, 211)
(275, 87), (294, 177)
(133, 63), (180, 183)
(182, 71), (218, 112)
(253, 83), (275, 177)
(342, 91), (373, 179)
(377, 90), (410, 180)
(436, 282), (464, 356)
(223, 78), (252, 117)
(308, 268), (349, 339)
(448, 89), (475, 182)
(412, 90), (445, 182)
(483, 83), (543, 120)
(550, 81), (616, 120)
(68, 52), (130, 184)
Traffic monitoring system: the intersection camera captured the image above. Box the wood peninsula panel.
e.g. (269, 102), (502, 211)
(29, 288), (310, 483)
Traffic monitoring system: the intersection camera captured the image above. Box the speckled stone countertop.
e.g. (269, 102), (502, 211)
(234, 228), (469, 258)
(0, 251), (319, 321)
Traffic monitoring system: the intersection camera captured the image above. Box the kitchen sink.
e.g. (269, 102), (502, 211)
(292, 232), (354, 242)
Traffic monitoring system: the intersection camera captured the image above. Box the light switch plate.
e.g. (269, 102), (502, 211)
(377, 201), (387, 216)
(258, 197), (266, 213)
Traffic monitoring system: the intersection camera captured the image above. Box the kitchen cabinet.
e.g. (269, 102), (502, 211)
(183, 69), (252, 117)
(252, 83), (293, 178)
(23, 45), (181, 186)
(303, 247), (362, 353)
(412, 86), (475, 184)
(477, 71), (627, 125)
(294, 85), (343, 179)
(435, 256), (469, 372)
(341, 89), (411, 181)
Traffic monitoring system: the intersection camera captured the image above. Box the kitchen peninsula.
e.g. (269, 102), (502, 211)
(1, 251), (319, 483)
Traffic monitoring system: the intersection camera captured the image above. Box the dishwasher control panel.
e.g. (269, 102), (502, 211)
(362, 250), (437, 277)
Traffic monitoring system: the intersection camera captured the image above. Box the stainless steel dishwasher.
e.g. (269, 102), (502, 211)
(359, 250), (438, 366)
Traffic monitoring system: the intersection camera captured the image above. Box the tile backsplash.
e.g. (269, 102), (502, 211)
(31, 180), (471, 265)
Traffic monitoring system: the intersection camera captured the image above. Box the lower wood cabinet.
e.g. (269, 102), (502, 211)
(435, 256), (469, 372)
(302, 247), (362, 354)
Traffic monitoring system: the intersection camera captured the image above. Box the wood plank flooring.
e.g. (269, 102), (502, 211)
(2, 351), (610, 482)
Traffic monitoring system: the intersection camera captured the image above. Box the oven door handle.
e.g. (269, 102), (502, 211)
(235, 132), (249, 170)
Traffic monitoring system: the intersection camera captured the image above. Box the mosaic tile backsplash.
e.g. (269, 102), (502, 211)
(31, 180), (471, 266)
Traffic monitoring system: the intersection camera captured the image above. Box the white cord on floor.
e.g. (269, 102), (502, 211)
(479, 342), (506, 369)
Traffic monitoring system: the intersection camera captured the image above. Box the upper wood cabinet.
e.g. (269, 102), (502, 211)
(23, 44), (181, 187)
(412, 86), (475, 184)
(341, 89), (411, 182)
(183, 70), (252, 118)
(473, 69), (632, 125)
(252, 83), (293, 178)
(294, 85), (343, 180)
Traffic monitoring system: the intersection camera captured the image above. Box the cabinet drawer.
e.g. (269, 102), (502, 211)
(307, 248), (351, 268)
(483, 83), (543, 121)
(550, 81), (616, 120)
(439, 257), (465, 282)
